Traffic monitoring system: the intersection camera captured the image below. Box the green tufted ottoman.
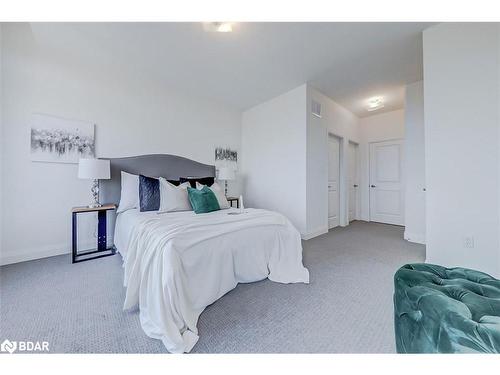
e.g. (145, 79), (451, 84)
(394, 263), (500, 353)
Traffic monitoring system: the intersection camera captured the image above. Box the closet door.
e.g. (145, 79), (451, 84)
(369, 140), (404, 225)
(328, 135), (340, 229)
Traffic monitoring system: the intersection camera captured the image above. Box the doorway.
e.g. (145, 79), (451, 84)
(348, 141), (359, 222)
(369, 139), (404, 225)
(328, 134), (341, 229)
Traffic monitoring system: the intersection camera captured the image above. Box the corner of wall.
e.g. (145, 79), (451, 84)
(423, 22), (500, 277)
(301, 226), (328, 241)
(0, 22), (4, 258)
(240, 83), (308, 235)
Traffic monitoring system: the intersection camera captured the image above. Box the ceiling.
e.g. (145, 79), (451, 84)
(31, 22), (432, 117)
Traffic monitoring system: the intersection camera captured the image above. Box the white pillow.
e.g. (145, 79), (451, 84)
(196, 181), (230, 209)
(117, 171), (139, 213)
(159, 178), (192, 212)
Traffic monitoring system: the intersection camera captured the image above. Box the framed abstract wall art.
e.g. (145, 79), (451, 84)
(30, 113), (95, 164)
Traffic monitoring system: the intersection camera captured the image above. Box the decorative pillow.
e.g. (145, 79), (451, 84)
(187, 186), (220, 214)
(117, 171), (139, 213)
(196, 181), (230, 209)
(180, 176), (215, 188)
(139, 175), (161, 212)
(138, 175), (181, 212)
(158, 178), (192, 212)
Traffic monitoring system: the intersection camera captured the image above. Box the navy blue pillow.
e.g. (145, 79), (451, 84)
(179, 176), (215, 188)
(139, 175), (180, 212)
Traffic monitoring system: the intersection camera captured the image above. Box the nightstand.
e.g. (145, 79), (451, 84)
(71, 204), (116, 263)
(227, 196), (239, 208)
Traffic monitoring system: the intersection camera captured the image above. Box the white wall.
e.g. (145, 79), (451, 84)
(0, 24), (3, 257)
(307, 87), (360, 230)
(423, 23), (500, 277)
(241, 84), (360, 239)
(241, 85), (308, 235)
(498, 24), (500, 278)
(306, 89), (328, 237)
(242, 83), (407, 237)
(0, 23), (242, 265)
(358, 109), (405, 220)
(404, 81), (426, 244)
(307, 90), (407, 229)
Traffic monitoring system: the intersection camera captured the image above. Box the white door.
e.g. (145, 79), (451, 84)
(328, 135), (340, 229)
(369, 140), (404, 225)
(348, 142), (359, 222)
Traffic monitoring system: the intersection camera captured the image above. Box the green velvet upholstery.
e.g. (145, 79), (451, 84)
(394, 263), (500, 353)
(187, 186), (220, 214)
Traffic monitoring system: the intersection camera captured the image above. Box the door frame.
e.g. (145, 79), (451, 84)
(326, 131), (344, 230)
(368, 138), (405, 225)
(326, 131), (349, 227)
(348, 140), (360, 222)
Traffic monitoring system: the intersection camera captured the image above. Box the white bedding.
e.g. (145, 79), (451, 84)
(115, 208), (309, 353)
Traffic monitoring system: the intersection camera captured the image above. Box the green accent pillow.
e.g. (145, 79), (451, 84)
(187, 186), (220, 214)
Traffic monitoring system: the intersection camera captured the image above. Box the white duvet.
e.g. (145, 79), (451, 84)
(116, 208), (309, 353)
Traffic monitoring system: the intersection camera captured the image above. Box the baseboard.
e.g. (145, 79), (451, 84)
(0, 239), (113, 266)
(404, 230), (426, 245)
(301, 226), (328, 240)
(0, 243), (70, 266)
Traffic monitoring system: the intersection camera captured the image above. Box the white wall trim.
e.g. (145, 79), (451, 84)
(301, 226), (329, 240)
(404, 230), (426, 245)
(0, 239), (104, 265)
(0, 243), (70, 266)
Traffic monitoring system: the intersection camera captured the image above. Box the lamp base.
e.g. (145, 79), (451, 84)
(89, 179), (101, 208)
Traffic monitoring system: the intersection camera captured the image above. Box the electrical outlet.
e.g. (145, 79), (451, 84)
(464, 236), (475, 249)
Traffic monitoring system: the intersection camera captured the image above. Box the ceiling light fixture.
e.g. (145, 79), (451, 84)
(203, 22), (233, 33)
(367, 97), (385, 112)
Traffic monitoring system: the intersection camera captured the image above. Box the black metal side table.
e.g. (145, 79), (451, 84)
(71, 204), (116, 263)
(227, 196), (240, 208)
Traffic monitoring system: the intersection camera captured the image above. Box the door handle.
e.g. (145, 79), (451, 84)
(370, 185), (376, 188)
(353, 184), (358, 188)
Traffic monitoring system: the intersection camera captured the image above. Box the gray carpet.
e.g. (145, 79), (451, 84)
(0, 221), (425, 353)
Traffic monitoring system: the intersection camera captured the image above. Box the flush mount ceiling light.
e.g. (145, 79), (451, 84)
(367, 97), (385, 112)
(203, 22), (233, 33)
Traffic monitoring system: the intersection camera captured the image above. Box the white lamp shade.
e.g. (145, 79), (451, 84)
(78, 158), (110, 180)
(217, 167), (235, 181)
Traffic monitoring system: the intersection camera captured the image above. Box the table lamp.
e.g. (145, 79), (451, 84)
(217, 167), (235, 196)
(78, 158), (110, 208)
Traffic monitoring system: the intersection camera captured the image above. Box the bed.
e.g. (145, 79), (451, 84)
(100, 154), (309, 353)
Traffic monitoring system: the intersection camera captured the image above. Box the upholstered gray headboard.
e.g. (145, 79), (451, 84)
(99, 154), (216, 239)
(100, 154), (215, 206)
